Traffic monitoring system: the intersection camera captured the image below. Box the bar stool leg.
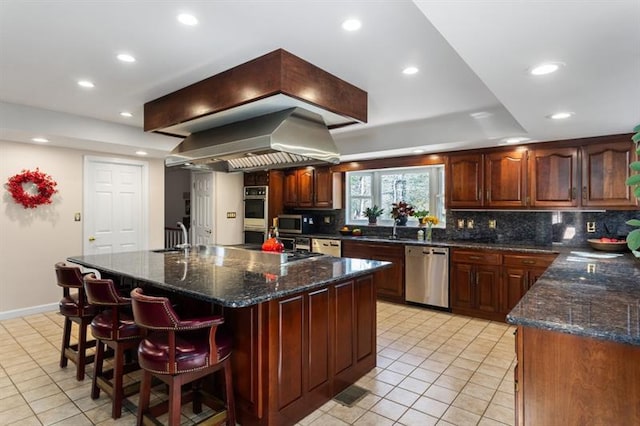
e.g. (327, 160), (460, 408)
(224, 358), (236, 426)
(60, 317), (72, 368)
(112, 344), (125, 419)
(91, 340), (104, 399)
(168, 377), (183, 426)
(137, 370), (153, 426)
(76, 320), (89, 380)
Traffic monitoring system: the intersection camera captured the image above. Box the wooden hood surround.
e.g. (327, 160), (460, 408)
(143, 49), (368, 136)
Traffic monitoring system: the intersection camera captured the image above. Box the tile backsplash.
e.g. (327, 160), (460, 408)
(305, 209), (639, 248)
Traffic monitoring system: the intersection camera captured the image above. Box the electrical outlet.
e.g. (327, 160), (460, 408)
(226, 212), (236, 219)
(586, 222), (596, 233)
(488, 219), (497, 229)
(457, 219), (465, 229)
(467, 219), (475, 229)
(74, 212), (81, 222)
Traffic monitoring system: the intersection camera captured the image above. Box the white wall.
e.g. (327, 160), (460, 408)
(0, 140), (165, 317)
(214, 171), (244, 245)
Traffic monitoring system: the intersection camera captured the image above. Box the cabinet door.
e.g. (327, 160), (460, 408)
(582, 141), (637, 208)
(313, 166), (333, 208)
(450, 262), (474, 310)
(485, 150), (527, 208)
(528, 267), (548, 290)
(475, 265), (501, 313)
(503, 267), (527, 313)
(297, 168), (315, 208)
(529, 147), (579, 207)
(284, 170), (298, 207)
(447, 154), (484, 208)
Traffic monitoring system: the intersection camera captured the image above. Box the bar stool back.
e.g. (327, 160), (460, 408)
(84, 274), (142, 419)
(130, 287), (235, 426)
(55, 262), (97, 381)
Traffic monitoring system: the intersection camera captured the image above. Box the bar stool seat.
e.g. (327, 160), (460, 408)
(84, 275), (143, 419)
(130, 288), (235, 426)
(55, 262), (97, 381)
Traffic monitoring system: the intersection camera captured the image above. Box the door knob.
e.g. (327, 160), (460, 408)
(88, 236), (96, 242)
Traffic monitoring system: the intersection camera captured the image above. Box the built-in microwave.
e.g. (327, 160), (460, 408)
(277, 214), (316, 234)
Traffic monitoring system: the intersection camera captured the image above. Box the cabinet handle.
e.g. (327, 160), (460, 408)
(487, 190), (491, 202)
(478, 190), (482, 201)
(468, 256), (481, 260)
(475, 274), (479, 285)
(582, 186), (587, 200)
(571, 187), (577, 200)
(521, 260), (536, 265)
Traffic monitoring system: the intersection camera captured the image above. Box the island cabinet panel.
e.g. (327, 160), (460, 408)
(228, 274), (376, 426)
(515, 326), (640, 425)
(529, 146), (579, 207)
(581, 140), (637, 207)
(342, 240), (404, 303)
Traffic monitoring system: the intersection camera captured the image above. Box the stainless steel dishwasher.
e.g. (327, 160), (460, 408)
(405, 246), (449, 309)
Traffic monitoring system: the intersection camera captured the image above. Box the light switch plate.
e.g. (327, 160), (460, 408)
(74, 213), (81, 222)
(457, 219), (465, 229)
(467, 219), (474, 229)
(586, 222), (596, 233)
(226, 212), (236, 219)
(488, 219), (496, 229)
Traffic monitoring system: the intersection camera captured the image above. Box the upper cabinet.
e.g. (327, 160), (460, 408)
(447, 150), (527, 209)
(283, 166), (342, 209)
(529, 147), (579, 208)
(581, 141), (637, 208)
(447, 135), (637, 210)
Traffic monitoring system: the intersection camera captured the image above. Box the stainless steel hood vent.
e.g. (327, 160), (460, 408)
(165, 107), (339, 171)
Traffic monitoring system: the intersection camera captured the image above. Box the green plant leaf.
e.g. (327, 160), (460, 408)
(633, 132), (640, 143)
(626, 219), (640, 227)
(635, 186), (640, 198)
(627, 228), (640, 251)
(630, 161), (640, 171)
(634, 124), (640, 132)
(626, 174), (640, 186)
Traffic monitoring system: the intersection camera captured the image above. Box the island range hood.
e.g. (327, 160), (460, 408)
(165, 107), (339, 171)
(144, 49), (367, 171)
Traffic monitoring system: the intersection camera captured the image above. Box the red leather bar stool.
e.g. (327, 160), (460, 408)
(55, 262), (97, 381)
(130, 288), (235, 426)
(84, 274), (143, 419)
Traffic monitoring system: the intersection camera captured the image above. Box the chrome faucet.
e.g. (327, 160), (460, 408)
(176, 221), (190, 249)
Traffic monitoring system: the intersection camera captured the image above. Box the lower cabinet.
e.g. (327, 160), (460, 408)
(342, 240), (405, 303)
(515, 326), (640, 425)
(450, 249), (503, 321)
(502, 253), (557, 313)
(226, 274), (376, 426)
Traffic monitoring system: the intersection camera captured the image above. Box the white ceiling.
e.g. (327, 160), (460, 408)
(1, 0), (638, 161)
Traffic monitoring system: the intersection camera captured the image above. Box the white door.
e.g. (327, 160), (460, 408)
(192, 171), (214, 245)
(84, 156), (148, 255)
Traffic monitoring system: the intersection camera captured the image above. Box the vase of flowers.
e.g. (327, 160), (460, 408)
(390, 201), (414, 226)
(422, 215), (439, 242)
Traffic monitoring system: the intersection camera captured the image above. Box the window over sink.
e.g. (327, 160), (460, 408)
(346, 165), (445, 226)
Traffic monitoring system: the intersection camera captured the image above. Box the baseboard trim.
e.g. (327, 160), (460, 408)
(0, 303), (58, 320)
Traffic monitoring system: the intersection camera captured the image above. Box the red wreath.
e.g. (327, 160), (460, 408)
(6, 168), (58, 209)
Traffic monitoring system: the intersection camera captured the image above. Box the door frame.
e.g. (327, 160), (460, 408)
(83, 155), (150, 254)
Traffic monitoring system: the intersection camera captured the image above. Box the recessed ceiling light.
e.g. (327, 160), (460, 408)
(177, 13), (198, 26)
(470, 111), (493, 119)
(342, 19), (361, 31)
(530, 62), (563, 76)
(77, 80), (95, 88)
(31, 137), (49, 143)
(503, 137), (530, 144)
(117, 53), (136, 63)
(548, 112), (574, 120)
(135, 150), (148, 156)
(120, 111), (133, 118)
(413, 149), (424, 154)
(402, 66), (419, 75)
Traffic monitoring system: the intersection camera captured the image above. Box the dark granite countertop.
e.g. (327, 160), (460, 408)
(306, 233), (559, 254)
(68, 246), (391, 308)
(507, 250), (640, 346)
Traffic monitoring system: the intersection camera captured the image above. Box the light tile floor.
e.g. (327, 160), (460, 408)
(0, 302), (516, 425)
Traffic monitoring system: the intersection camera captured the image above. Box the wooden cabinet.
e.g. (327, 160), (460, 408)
(447, 150), (527, 209)
(447, 154), (484, 208)
(581, 140), (637, 208)
(342, 240), (404, 303)
(283, 166), (341, 209)
(502, 253), (557, 314)
(515, 326), (640, 425)
(227, 274), (376, 426)
(243, 171), (270, 186)
(450, 249), (503, 321)
(529, 146), (579, 208)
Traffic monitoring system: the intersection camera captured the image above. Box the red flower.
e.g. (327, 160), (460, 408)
(6, 168), (58, 209)
(390, 201), (415, 219)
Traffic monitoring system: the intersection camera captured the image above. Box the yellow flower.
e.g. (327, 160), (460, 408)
(422, 215), (439, 226)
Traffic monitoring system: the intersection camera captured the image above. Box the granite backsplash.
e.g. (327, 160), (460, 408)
(302, 209), (639, 248)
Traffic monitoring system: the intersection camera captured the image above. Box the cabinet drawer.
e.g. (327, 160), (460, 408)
(503, 253), (557, 268)
(451, 250), (501, 265)
(342, 241), (404, 260)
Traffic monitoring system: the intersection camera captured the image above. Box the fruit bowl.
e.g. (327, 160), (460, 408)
(339, 229), (352, 236)
(587, 238), (629, 252)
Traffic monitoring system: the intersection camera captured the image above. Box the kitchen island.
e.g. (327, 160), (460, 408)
(68, 246), (391, 426)
(507, 250), (640, 425)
